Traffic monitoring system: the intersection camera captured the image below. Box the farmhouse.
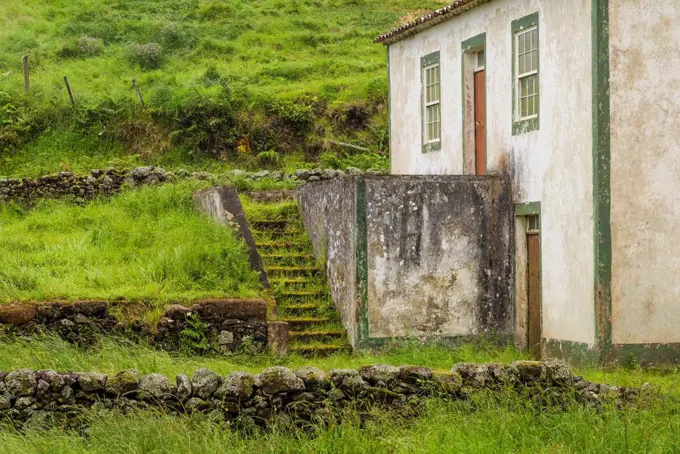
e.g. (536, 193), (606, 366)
(370, 0), (680, 364)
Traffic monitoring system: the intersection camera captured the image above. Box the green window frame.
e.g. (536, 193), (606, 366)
(421, 51), (441, 153)
(512, 12), (539, 135)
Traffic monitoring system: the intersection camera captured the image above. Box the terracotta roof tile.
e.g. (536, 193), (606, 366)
(374, 0), (492, 45)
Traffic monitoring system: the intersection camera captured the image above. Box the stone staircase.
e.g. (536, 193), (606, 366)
(242, 194), (350, 356)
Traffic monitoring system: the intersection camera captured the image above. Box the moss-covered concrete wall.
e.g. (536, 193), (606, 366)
(297, 175), (513, 348)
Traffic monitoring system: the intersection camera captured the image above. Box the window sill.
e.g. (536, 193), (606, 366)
(422, 141), (442, 153)
(512, 116), (539, 136)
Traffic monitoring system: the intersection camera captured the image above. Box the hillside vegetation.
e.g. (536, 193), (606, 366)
(0, 0), (441, 177)
(0, 182), (260, 305)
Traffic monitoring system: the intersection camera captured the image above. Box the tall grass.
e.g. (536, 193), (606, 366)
(0, 182), (261, 305)
(0, 338), (678, 453)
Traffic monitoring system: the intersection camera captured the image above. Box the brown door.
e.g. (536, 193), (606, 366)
(527, 231), (542, 359)
(474, 70), (486, 176)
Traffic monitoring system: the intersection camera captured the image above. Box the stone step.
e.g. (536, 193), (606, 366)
(267, 266), (320, 277)
(290, 343), (351, 357)
(281, 317), (338, 329)
(256, 240), (308, 250)
(281, 303), (327, 316)
(289, 329), (346, 340)
(261, 253), (316, 267)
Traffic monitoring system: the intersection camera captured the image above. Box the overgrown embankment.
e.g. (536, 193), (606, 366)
(0, 182), (260, 306)
(0, 0), (440, 177)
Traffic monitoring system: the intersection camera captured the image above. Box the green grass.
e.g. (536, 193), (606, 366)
(0, 182), (261, 305)
(0, 0), (426, 177)
(0, 337), (679, 453)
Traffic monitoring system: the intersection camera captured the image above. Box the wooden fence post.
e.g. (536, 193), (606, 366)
(63, 76), (76, 107)
(22, 56), (29, 95)
(132, 78), (145, 108)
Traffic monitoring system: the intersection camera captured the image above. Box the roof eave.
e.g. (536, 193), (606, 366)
(374, 0), (493, 45)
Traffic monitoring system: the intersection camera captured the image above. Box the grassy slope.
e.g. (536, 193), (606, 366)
(0, 338), (678, 453)
(0, 182), (260, 305)
(0, 0), (439, 177)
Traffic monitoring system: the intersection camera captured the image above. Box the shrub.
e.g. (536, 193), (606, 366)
(58, 36), (103, 58)
(320, 152), (341, 169)
(129, 43), (164, 70)
(257, 150), (281, 168)
(159, 23), (195, 50)
(269, 99), (315, 133)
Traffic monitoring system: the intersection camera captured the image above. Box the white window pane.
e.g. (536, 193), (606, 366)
(531, 29), (538, 50)
(435, 65), (440, 83)
(518, 33), (524, 54)
(521, 97), (528, 118)
(531, 50), (537, 72)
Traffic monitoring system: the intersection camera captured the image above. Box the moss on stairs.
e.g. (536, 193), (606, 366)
(242, 194), (350, 357)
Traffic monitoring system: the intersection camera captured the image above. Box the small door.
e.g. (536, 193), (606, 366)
(474, 70), (486, 176)
(527, 218), (541, 359)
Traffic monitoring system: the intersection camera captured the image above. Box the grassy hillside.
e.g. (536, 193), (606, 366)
(0, 182), (260, 305)
(0, 0), (441, 177)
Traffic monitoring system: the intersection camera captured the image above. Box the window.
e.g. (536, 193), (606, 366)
(516, 27), (538, 119)
(511, 12), (539, 135)
(421, 51), (441, 152)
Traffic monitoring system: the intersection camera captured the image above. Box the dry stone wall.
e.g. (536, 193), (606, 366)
(0, 300), (272, 354)
(0, 360), (641, 429)
(0, 166), (384, 205)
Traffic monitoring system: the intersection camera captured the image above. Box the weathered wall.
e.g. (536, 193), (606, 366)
(296, 177), (359, 346)
(297, 175), (513, 347)
(365, 176), (513, 340)
(609, 2), (680, 345)
(387, 0), (596, 345)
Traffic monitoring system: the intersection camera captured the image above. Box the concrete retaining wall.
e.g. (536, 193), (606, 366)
(296, 175), (513, 348)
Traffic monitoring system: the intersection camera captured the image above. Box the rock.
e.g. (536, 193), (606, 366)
(359, 364), (400, 385)
(192, 369), (221, 399)
(59, 319), (75, 328)
(74, 314), (90, 324)
(295, 367), (331, 390)
(106, 369), (142, 396)
(36, 370), (65, 392)
(308, 176), (321, 182)
(252, 170), (270, 179)
(0, 304), (37, 325)
(5, 370), (37, 397)
(365, 168), (380, 175)
(345, 167), (363, 176)
(257, 367), (305, 395)
(330, 369), (367, 393)
(185, 397), (210, 413)
(543, 359), (573, 386)
(138, 374), (174, 400)
(164, 305), (190, 320)
(131, 166), (153, 179)
(78, 373), (108, 392)
(294, 169), (311, 180)
(217, 331), (234, 346)
(14, 396), (36, 411)
(0, 394), (11, 410)
(175, 375), (192, 402)
(451, 363), (491, 388)
(399, 366), (433, 384)
(510, 361), (546, 383)
(434, 372), (463, 394)
(214, 372), (254, 401)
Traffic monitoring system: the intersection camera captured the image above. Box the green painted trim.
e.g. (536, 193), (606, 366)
(511, 12), (540, 136)
(421, 50), (441, 154)
(514, 201), (540, 217)
(514, 202), (542, 358)
(592, 0), (611, 364)
(355, 178), (370, 345)
(609, 343), (680, 366)
(420, 50), (440, 68)
(543, 339), (600, 367)
(461, 33), (486, 175)
(387, 45), (392, 174)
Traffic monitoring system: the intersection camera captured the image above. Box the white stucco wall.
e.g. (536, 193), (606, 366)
(609, 1), (680, 345)
(388, 0), (595, 344)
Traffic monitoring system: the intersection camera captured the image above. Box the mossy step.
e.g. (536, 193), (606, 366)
(277, 289), (327, 297)
(267, 266), (319, 276)
(289, 329), (346, 339)
(282, 317), (338, 328)
(280, 303), (329, 317)
(256, 241), (308, 249)
(291, 343), (351, 357)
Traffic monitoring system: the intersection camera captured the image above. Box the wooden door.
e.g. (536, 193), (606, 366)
(527, 232), (542, 359)
(474, 70), (486, 176)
